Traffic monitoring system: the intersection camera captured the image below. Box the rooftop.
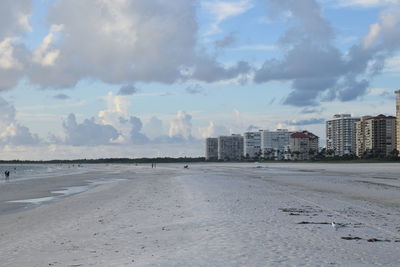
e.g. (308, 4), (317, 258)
(291, 131), (318, 139)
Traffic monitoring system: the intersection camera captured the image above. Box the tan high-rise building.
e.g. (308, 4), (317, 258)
(285, 131), (319, 160)
(396, 90), (400, 152)
(356, 114), (396, 158)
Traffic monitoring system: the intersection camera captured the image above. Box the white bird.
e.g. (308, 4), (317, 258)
(332, 221), (339, 231)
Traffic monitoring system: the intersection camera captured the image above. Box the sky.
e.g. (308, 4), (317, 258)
(0, 0), (400, 160)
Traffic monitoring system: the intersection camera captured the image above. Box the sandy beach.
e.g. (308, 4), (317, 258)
(0, 163), (399, 266)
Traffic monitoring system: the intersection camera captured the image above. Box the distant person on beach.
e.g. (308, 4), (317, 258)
(4, 170), (10, 180)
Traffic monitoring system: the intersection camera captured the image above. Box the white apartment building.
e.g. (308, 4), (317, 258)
(218, 134), (244, 161)
(205, 137), (218, 160)
(326, 114), (359, 156)
(243, 131), (262, 159)
(261, 129), (291, 160)
(396, 90), (400, 153)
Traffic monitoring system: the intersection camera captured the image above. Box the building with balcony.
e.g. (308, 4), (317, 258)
(205, 137), (218, 160)
(396, 90), (400, 153)
(243, 131), (262, 159)
(326, 114), (359, 156)
(261, 129), (291, 160)
(284, 131), (319, 160)
(217, 134), (244, 161)
(355, 115), (396, 158)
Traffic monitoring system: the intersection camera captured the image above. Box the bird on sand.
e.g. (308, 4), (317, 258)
(332, 221), (339, 231)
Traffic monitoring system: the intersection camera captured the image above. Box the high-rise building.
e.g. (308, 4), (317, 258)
(261, 129), (291, 160)
(243, 131), (262, 159)
(285, 131), (319, 160)
(355, 114), (396, 158)
(218, 134), (244, 161)
(326, 114), (359, 156)
(205, 137), (218, 160)
(396, 90), (400, 152)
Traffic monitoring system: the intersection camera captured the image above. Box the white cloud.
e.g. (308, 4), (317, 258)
(0, 1), (31, 90)
(28, 0), (198, 87)
(97, 92), (131, 143)
(63, 113), (120, 146)
(143, 116), (164, 139)
(363, 23), (381, 49)
(18, 13), (32, 32)
(168, 110), (193, 139)
(32, 24), (63, 66)
(198, 121), (229, 138)
(332, 0), (400, 8)
(202, 0), (253, 34)
(0, 38), (21, 70)
(0, 0), (32, 39)
(0, 0), (251, 90)
(384, 55), (400, 72)
(0, 97), (41, 146)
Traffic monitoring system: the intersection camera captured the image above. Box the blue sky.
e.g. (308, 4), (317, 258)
(0, 0), (399, 160)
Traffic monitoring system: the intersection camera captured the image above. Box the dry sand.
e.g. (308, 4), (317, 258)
(0, 163), (399, 266)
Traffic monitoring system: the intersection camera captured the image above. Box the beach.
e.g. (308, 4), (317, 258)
(0, 163), (399, 266)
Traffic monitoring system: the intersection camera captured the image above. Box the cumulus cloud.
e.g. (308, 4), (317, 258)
(129, 116), (149, 144)
(0, 37), (24, 90)
(1, 124), (40, 146)
(0, 97), (16, 129)
(192, 56), (251, 83)
(0, 97), (40, 146)
(0, 1), (31, 91)
(254, 0), (400, 106)
(0, 38), (22, 70)
(63, 113), (119, 146)
(27, 0), (198, 88)
(0, 0), (253, 91)
(0, 0), (32, 39)
(199, 121), (229, 138)
(98, 92), (130, 125)
(143, 116), (164, 139)
(168, 110), (193, 140)
(32, 24), (63, 67)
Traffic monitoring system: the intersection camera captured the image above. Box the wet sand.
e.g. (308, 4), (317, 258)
(0, 163), (399, 266)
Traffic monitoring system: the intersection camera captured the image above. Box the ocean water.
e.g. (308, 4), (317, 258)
(0, 164), (88, 183)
